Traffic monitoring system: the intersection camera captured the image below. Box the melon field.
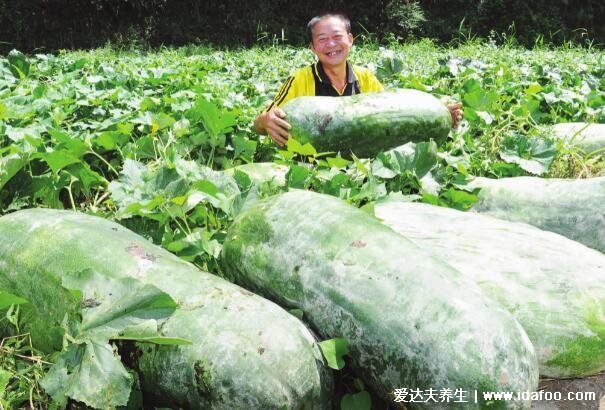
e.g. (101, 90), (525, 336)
(0, 39), (604, 409)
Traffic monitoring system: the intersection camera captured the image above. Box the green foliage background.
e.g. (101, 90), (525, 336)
(0, 0), (604, 53)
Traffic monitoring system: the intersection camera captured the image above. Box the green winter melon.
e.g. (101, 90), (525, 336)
(375, 200), (605, 378)
(468, 176), (605, 254)
(0, 208), (332, 409)
(222, 189), (539, 409)
(282, 89), (451, 158)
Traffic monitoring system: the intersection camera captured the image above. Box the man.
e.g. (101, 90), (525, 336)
(254, 13), (463, 146)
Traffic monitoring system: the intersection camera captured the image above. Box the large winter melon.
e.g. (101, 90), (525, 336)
(375, 200), (605, 378)
(222, 189), (539, 409)
(468, 176), (605, 254)
(282, 89), (451, 158)
(0, 209), (332, 409)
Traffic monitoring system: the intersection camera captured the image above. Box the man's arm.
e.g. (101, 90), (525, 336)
(253, 107), (291, 147)
(254, 71), (308, 146)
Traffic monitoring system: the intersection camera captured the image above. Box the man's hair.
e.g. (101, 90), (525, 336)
(306, 13), (351, 44)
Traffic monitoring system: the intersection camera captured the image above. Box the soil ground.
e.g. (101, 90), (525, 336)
(532, 372), (605, 410)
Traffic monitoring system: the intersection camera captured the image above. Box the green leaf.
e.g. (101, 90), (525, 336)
(326, 156), (352, 169)
(33, 83), (48, 99)
(286, 138), (303, 153)
(5, 123), (45, 143)
(421, 192), (444, 206)
(112, 320), (191, 345)
(462, 80), (499, 110)
(48, 129), (89, 158)
(7, 49), (30, 78)
(68, 58), (88, 70)
(0, 102), (8, 120)
(513, 97), (542, 121)
(116, 122), (134, 135)
(318, 338), (349, 370)
(110, 161), (212, 217)
(340, 390), (372, 410)
(489, 162), (525, 178)
(0, 369), (11, 398)
(42, 340), (132, 409)
(64, 162), (106, 194)
(28, 268), (184, 407)
(376, 52), (403, 80)
(164, 228), (222, 261)
(0, 152), (27, 190)
(440, 188), (478, 210)
(587, 90), (604, 109)
(152, 112), (176, 133)
(380, 141), (438, 178)
(352, 154), (369, 177)
(61, 269), (177, 340)
(371, 158), (397, 179)
(499, 134), (556, 176)
(286, 165), (310, 189)
(132, 135), (157, 159)
(28, 173), (69, 208)
(193, 179), (219, 197)
(93, 131), (129, 150)
(525, 83), (542, 95)
(175, 158), (240, 197)
(232, 169), (252, 191)
(232, 134), (257, 162)
(37, 150), (81, 174)
(0, 291), (29, 309)
(187, 97), (236, 137)
(108, 160), (147, 210)
(287, 138), (317, 156)
(353, 178), (387, 203)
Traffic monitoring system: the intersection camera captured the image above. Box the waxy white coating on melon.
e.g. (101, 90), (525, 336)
(375, 200), (605, 378)
(0, 209), (332, 410)
(282, 89), (451, 158)
(223, 190), (539, 409)
(469, 176), (605, 254)
(552, 123), (605, 153)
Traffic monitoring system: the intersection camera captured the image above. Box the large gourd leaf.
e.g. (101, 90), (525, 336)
(7, 49), (30, 78)
(1, 266), (185, 408)
(42, 340), (132, 408)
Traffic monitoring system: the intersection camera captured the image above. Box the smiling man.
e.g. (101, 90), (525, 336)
(254, 13), (462, 146)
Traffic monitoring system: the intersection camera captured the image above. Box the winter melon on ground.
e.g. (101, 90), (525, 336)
(0, 208), (332, 409)
(222, 189), (538, 409)
(375, 200), (605, 378)
(468, 176), (605, 254)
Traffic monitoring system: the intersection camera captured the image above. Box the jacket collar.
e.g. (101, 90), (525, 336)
(313, 61), (357, 85)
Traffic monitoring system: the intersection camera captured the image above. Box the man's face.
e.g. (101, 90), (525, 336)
(310, 17), (353, 69)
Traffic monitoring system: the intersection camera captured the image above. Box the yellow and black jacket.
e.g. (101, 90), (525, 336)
(266, 61), (383, 111)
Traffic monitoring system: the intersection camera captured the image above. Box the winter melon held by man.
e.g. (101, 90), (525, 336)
(253, 13), (463, 146)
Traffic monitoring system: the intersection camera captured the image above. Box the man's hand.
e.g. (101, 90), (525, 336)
(253, 108), (292, 146)
(447, 102), (463, 128)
